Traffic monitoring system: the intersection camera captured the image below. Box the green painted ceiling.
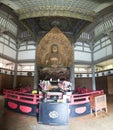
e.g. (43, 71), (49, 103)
(1, 0), (113, 41)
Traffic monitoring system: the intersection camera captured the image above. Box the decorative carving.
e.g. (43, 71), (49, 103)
(36, 26), (73, 67)
(36, 26), (73, 80)
(38, 67), (70, 80)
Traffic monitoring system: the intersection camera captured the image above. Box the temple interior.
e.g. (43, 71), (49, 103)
(1, 0), (113, 130)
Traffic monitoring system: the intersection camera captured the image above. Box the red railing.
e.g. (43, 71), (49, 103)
(4, 89), (43, 105)
(69, 90), (104, 105)
(4, 87), (104, 105)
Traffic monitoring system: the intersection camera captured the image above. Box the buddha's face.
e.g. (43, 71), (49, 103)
(52, 44), (58, 53)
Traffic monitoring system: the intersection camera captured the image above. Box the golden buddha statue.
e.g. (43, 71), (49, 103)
(45, 44), (62, 68)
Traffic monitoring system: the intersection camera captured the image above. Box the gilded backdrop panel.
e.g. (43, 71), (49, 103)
(36, 26), (73, 68)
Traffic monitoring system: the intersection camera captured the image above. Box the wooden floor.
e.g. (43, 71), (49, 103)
(0, 95), (113, 130)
